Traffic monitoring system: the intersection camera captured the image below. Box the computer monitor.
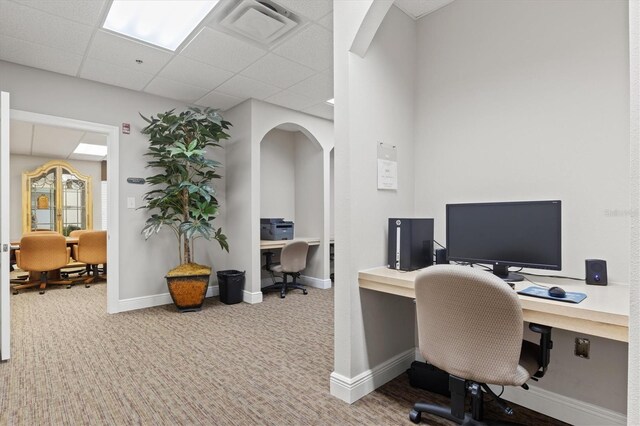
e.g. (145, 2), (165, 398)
(446, 200), (561, 281)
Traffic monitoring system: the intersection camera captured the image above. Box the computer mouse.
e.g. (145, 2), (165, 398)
(548, 286), (566, 298)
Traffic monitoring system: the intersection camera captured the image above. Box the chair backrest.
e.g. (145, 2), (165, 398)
(415, 265), (524, 385)
(76, 231), (107, 264)
(69, 229), (89, 238)
(17, 234), (69, 272)
(280, 240), (309, 273)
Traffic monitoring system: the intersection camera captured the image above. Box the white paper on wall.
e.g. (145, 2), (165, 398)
(377, 142), (397, 190)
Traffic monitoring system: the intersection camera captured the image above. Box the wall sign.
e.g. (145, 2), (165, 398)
(377, 142), (397, 190)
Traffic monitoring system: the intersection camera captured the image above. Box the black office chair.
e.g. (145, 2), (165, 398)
(262, 240), (309, 298)
(410, 265), (552, 425)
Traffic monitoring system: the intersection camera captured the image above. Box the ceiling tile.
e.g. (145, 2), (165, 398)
(32, 124), (84, 158)
(196, 91), (244, 111)
(80, 58), (154, 91)
(273, 24), (332, 72)
(216, 75), (281, 100)
(288, 72), (333, 102)
(11, 0), (108, 26)
(9, 120), (33, 155)
(316, 12), (333, 31)
(0, 1), (93, 55)
(87, 31), (173, 74)
(265, 90), (316, 111)
(79, 132), (107, 146)
(271, 0), (332, 20)
(182, 27), (267, 73)
(0, 35), (83, 76)
(145, 77), (210, 103)
(303, 102), (334, 121)
(158, 56), (233, 90)
(240, 53), (315, 89)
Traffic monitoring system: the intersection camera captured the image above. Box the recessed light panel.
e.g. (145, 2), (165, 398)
(73, 143), (108, 157)
(103, 0), (219, 51)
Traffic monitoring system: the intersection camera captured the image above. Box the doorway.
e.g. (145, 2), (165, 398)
(9, 110), (119, 313)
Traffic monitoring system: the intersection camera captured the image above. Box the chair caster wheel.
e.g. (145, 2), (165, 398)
(66, 285), (72, 289)
(39, 291), (45, 295)
(12, 291), (19, 295)
(280, 294), (285, 299)
(85, 285), (91, 288)
(303, 289), (308, 295)
(409, 409), (421, 424)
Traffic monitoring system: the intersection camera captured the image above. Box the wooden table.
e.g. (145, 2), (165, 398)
(359, 266), (629, 342)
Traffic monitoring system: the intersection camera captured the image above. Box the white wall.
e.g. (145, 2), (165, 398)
(9, 154), (101, 240)
(629, 1), (640, 422)
(414, 0), (629, 415)
(415, 0), (630, 283)
(225, 99), (334, 301)
(294, 131), (324, 277)
(332, 3), (417, 396)
(0, 60), (229, 303)
(260, 129), (295, 221)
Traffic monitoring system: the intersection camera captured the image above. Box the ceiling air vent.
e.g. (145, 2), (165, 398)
(218, 0), (300, 46)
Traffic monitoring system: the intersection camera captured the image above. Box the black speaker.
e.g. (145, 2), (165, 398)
(585, 259), (607, 285)
(435, 248), (449, 265)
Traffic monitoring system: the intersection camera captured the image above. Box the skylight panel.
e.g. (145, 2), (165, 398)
(103, 1), (219, 51)
(73, 143), (108, 157)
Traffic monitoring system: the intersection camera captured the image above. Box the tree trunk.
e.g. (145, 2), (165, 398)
(182, 187), (191, 264)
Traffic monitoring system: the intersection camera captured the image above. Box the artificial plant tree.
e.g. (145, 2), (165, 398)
(140, 107), (230, 273)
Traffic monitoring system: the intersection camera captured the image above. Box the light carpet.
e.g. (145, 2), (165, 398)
(0, 284), (566, 425)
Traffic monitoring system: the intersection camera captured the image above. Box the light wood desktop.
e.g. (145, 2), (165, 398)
(359, 266), (629, 342)
(259, 237), (322, 250)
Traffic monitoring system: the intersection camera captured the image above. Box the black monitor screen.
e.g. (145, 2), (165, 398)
(446, 200), (561, 281)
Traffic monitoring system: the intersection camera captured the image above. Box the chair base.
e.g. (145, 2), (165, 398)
(11, 271), (73, 295)
(262, 272), (308, 298)
(410, 375), (516, 426)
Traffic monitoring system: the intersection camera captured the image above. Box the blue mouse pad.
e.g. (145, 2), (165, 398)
(517, 286), (587, 304)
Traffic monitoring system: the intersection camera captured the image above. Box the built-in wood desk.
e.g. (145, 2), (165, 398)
(359, 266), (629, 342)
(259, 237), (321, 250)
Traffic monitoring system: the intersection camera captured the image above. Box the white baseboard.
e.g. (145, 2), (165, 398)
(300, 275), (332, 289)
(330, 348), (415, 404)
(118, 285), (219, 312)
(491, 383), (627, 425)
(243, 290), (263, 304)
(260, 276), (332, 290)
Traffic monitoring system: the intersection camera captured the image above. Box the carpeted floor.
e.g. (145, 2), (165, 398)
(0, 283), (568, 425)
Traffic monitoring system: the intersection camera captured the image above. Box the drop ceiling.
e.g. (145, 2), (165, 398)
(0, 0), (452, 125)
(10, 120), (108, 162)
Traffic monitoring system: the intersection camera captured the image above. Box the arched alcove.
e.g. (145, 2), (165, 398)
(259, 122), (325, 289)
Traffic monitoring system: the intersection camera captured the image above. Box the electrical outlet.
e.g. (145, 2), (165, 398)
(575, 338), (590, 359)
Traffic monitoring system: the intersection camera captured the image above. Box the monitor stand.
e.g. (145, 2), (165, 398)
(492, 264), (524, 282)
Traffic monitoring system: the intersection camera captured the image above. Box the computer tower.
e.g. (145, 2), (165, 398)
(388, 218), (434, 271)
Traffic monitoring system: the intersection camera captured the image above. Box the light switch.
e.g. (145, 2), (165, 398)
(127, 197), (136, 209)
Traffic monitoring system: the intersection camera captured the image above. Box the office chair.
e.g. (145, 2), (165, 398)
(72, 230), (107, 287)
(410, 265), (552, 425)
(262, 240), (309, 298)
(12, 233), (72, 294)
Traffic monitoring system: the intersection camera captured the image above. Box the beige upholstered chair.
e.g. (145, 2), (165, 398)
(72, 230), (107, 287)
(13, 233), (72, 294)
(410, 265), (552, 424)
(262, 240), (309, 298)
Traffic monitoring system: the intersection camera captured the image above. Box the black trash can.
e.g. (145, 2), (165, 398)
(216, 270), (245, 305)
